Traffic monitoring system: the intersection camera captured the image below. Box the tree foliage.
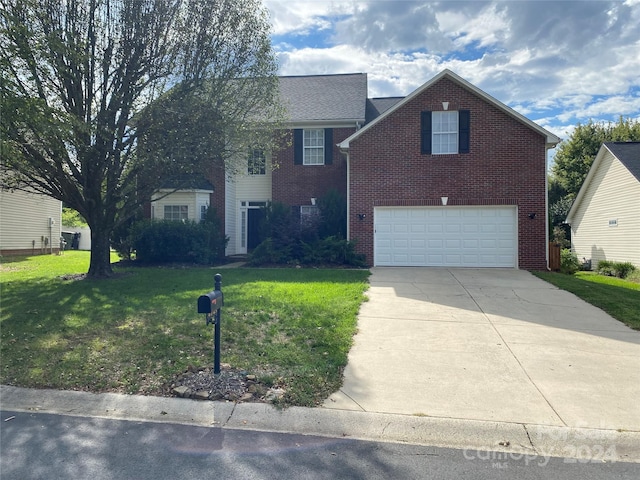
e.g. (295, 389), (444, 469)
(549, 117), (640, 236)
(0, 0), (284, 277)
(552, 117), (640, 198)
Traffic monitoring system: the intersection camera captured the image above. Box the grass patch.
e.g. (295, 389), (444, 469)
(0, 252), (369, 406)
(532, 271), (640, 330)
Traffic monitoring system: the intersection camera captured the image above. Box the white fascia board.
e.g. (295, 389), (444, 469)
(339, 69), (560, 150)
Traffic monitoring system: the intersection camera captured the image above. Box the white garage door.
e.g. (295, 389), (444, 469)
(374, 207), (517, 267)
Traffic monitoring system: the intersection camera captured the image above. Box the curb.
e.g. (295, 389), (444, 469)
(2, 385), (638, 463)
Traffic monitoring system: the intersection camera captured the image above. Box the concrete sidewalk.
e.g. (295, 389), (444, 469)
(324, 268), (640, 431)
(2, 268), (639, 462)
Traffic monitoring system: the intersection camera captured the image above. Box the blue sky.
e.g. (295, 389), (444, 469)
(264, 0), (640, 148)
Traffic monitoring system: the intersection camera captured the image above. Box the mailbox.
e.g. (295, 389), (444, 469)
(197, 290), (223, 314)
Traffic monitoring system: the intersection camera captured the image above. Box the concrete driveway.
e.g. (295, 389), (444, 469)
(323, 268), (640, 432)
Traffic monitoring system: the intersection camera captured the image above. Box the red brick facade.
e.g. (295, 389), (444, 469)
(348, 77), (549, 269)
(272, 127), (355, 206)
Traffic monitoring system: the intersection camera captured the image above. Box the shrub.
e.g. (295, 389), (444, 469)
(132, 209), (227, 265)
(614, 262), (637, 279)
(597, 260), (637, 279)
(317, 189), (347, 238)
(111, 210), (143, 260)
(248, 238), (294, 266)
(560, 249), (580, 274)
(596, 260), (615, 276)
(300, 236), (366, 267)
(596, 260), (636, 278)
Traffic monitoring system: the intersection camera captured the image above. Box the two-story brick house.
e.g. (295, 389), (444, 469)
(152, 69), (560, 269)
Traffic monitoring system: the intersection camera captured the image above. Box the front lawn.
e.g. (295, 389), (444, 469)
(0, 252), (369, 406)
(532, 271), (640, 330)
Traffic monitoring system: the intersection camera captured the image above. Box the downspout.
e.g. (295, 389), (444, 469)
(545, 147), (550, 270)
(345, 151), (351, 241)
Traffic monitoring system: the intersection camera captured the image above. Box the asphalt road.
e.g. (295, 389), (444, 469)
(1, 410), (638, 480)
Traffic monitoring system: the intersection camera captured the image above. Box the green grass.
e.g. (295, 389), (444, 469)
(0, 252), (369, 406)
(532, 271), (640, 330)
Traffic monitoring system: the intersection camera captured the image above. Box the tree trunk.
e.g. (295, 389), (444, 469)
(88, 226), (114, 278)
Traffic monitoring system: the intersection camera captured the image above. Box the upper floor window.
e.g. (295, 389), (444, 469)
(248, 149), (266, 175)
(164, 205), (188, 221)
(293, 128), (334, 166)
(303, 129), (325, 165)
(421, 110), (470, 155)
(432, 111), (459, 154)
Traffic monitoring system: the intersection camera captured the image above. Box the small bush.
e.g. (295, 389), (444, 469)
(560, 249), (580, 274)
(250, 236), (366, 267)
(615, 262), (637, 279)
(249, 238), (294, 266)
(598, 260), (637, 279)
(300, 236), (366, 267)
(596, 260), (615, 276)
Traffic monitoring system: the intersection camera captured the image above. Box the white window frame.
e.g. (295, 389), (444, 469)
(300, 205), (320, 225)
(248, 149), (266, 175)
(432, 111), (459, 154)
(303, 129), (324, 165)
(199, 204), (208, 222)
(164, 205), (188, 221)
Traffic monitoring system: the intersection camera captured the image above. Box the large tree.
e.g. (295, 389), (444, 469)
(1, 0), (284, 277)
(551, 117), (640, 198)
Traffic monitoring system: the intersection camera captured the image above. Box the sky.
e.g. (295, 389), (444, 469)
(263, 0), (640, 151)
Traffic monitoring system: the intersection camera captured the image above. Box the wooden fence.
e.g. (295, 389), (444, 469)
(549, 242), (561, 271)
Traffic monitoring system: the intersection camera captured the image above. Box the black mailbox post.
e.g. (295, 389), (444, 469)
(197, 274), (223, 374)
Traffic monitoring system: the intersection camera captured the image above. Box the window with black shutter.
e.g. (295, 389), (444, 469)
(421, 110), (470, 155)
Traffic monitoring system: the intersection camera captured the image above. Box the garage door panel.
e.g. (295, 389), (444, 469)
(374, 206), (516, 267)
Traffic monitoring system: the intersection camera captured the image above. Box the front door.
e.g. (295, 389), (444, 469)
(247, 208), (265, 250)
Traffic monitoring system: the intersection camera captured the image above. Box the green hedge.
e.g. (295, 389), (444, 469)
(132, 214), (227, 265)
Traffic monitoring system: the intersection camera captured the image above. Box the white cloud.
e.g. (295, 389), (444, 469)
(268, 1), (640, 130)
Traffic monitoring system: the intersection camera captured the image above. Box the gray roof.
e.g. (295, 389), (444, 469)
(605, 142), (640, 182)
(161, 175), (214, 191)
(365, 97), (404, 123)
(278, 73), (367, 123)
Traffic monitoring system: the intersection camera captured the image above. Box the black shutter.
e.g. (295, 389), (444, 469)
(421, 111), (432, 154)
(459, 110), (470, 154)
(324, 128), (333, 165)
(294, 129), (303, 164)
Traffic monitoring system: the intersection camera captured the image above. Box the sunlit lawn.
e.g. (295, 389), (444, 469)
(1, 251), (369, 406)
(532, 271), (640, 330)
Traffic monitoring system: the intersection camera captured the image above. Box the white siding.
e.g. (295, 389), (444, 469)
(225, 179), (237, 256)
(0, 188), (62, 254)
(570, 150), (640, 267)
(227, 157), (272, 255)
(150, 190), (211, 222)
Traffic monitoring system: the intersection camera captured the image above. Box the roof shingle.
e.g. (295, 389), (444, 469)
(278, 73), (367, 123)
(605, 142), (640, 182)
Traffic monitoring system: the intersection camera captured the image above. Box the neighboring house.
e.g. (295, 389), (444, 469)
(566, 142), (640, 268)
(0, 185), (62, 256)
(160, 69), (560, 269)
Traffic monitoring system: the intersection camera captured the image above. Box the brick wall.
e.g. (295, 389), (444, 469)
(349, 77), (548, 270)
(272, 127), (355, 206)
